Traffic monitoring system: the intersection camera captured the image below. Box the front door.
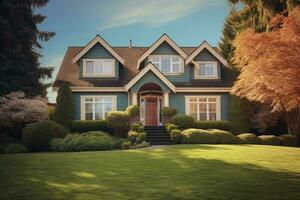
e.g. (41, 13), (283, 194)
(145, 97), (158, 126)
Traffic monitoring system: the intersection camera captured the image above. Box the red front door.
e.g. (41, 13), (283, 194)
(145, 97), (158, 126)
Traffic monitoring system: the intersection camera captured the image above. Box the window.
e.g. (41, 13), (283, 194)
(195, 62), (218, 79)
(81, 96), (116, 120)
(185, 96), (220, 121)
(83, 59), (115, 77)
(149, 55), (182, 74)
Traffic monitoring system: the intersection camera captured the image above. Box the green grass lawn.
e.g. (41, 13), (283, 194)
(0, 145), (300, 200)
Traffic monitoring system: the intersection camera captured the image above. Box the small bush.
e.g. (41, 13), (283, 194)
(138, 126), (145, 133)
(128, 131), (146, 143)
(238, 133), (261, 144)
(131, 123), (141, 132)
(71, 120), (109, 133)
(181, 129), (217, 144)
(209, 129), (236, 144)
(126, 105), (139, 117)
(121, 141), (131, 150)
(162, 107), (177, 117)
(4, 143), (28, 154)
(259, 135), (281, 146)
(137, 132), (147, 143)
(22, 120), (70, 151)
(171, 129), (182, 144)
(166, 124), (179, 134)
(280, 134), (298, 147)
(112, 137), (127, 149)
(194, 121), (230, 131)
(171, 115), (194, 129)
(107, 111), (130, 137)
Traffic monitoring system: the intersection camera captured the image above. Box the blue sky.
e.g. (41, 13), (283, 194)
(37, 0), (230, 102)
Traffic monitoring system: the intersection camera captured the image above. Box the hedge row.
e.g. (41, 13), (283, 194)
(71, 120), (110, 133)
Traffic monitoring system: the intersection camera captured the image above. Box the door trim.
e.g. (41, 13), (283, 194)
(140, 95), (162, 126)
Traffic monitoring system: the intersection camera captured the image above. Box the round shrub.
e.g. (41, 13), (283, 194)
(238, 133), (261, 144)
(162, 107), (177, 117)
(138, 126), (145, 133)
(126, 105), (140, 117)
(209, 129), (236, 144)
(194, 121), (231, 131)
(280, 134), (298, 147)
(106, 111), (130, 138)
(22, 120), (70, 151)
(166, 124), (179, 134)
(137, 132), (147, 143)
(112, 138), (127, 149)
(71, 120), (109, 133)
(181, 129), (217, 144)
(259, 135), (281, 146)
(171, 129), (182, 144)
(131, 123), (141, 132)
(171, 115), (195, 129)
(121, 141), (131, 150)
(4, 143), (28, 154)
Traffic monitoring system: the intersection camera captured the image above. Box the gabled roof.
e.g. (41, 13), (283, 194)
(137, 34), (188, 69)
(125, 63), (176, 92)
(72, 35), (125, 64)
(185, 41), (228, 66)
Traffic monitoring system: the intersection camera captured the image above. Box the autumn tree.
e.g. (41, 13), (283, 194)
(231, 7), (300, 141)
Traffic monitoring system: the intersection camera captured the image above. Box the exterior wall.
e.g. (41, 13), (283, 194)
(169, 92), (230, 121)
(73, 92), (128, 120)
(78, 43), (120, 79)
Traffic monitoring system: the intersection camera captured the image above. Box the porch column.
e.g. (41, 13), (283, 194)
(132, 92), (138, 105)
(163, 92), (170, 107)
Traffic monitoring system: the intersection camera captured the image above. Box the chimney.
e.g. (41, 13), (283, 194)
(129, 40), (132, 48)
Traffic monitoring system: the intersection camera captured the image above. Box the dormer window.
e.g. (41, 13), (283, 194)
(82, 59), (115, 77)
(195, 61), (218, 79)
(148, 55), (182, 74)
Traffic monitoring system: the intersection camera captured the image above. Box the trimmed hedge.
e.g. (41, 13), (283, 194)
(171, 115), (195, 129)
(194, 121), (230, 131)
(166, 124), (179, 134)
(4, 143), (28, 154)
(280, 134), (298, 147)
(181, 129), (217, 144)
(71, 120), (109, 133)
(259, 135), (281, 146)
(131, 123), (144, 133)
(171, 129), (182, 144)
(107, 111), (130, 137)
(126, 105), (139, 117)
(209, 129), (236, 144)
(162, 107), (177, 117)
(238, 133), (261, 144)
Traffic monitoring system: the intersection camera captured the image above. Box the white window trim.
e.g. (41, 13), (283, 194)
(194, 61), (218, 79)
(80, 95), (117, 120)
(185, 95), (221, 121)
(82, 59), (116, 77)
(148, 55), (184, 75)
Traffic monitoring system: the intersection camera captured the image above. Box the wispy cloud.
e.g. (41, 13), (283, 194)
(97, 0), (222, 30)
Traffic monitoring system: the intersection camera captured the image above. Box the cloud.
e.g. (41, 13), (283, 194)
(98, 0), (221, 30)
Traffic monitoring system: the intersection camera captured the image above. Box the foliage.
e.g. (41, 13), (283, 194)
(161, 107), (177, 117)
(280, 134), (298, 147)
(181, 129), (217, 144)
(112, 138), (127, 149)
(53, 83), (73, 128)
(71, 120), (109, 133)
(106, 111), (130, 138)
(130, 123), (144, 133)
(165, 124), (179, 134)
(121, 141), (131, 150)
(128, 131), (147, 144)
(0, 92), (48, 140)
(171, 115), (195, 129)
(194, 121), (231, 131)
(237, 133), (261, 144)
(258, 135), (281, 146)
(209, 129), (236, 144)
(48, 106), (55, 120)
(171, 129), (182, 144)
(4, 143), (28, 154)
(22, 120), (69, 151)
(0, 0), (55, 96)
(125, 105), (140, 117)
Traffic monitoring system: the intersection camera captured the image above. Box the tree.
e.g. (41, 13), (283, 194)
(231, 7), (300, 141)
(53, 83), (74, 128)
(0, 0), (55, 97)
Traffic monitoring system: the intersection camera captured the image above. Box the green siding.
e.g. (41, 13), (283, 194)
(73, 92), (128, 120)
(78, 43), (119, 79)
(169, 93), (230, 120)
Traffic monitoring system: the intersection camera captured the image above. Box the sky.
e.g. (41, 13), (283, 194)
(37, 0), (230, 103)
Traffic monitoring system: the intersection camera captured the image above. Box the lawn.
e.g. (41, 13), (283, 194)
(0, 145), (300, 200)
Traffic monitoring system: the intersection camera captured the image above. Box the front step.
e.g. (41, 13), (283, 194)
(145, 126), (172, 145)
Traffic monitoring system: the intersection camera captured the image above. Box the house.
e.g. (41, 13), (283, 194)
(53, 34), (235, 126)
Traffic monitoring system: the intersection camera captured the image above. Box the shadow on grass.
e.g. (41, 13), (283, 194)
(0, 145), (299, 200)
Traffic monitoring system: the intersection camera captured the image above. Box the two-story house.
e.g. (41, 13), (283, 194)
(53, 34), (235, 126)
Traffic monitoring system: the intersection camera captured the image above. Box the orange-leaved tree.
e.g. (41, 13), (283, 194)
(231, 7), (300, 140)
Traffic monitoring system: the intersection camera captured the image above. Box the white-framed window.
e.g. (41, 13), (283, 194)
(80, 96), (116, 120)
(82, 59), (115, 77)
(185, 96), (221, 121)
(149, 55), (182, 74)
(195, 61), (218, 79)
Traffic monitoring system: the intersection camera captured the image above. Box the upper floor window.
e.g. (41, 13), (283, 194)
(149, 55), (182, 74)
(83, 59), (115, 77)
(195, 62), (218, 79)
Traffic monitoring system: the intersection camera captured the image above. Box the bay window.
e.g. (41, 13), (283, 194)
(149, 55), (182, 74)
(83, 59), (115, 77)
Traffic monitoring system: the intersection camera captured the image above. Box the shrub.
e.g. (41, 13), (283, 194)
(126, 105), (139, 117)
(171, 115), (194, 129)
(4, 143), (28, 154)
(131, 123), (144, 133)
(194, 121), (231, 131)
(181, 129), (217, 144)
(238, 133), (261, 144)
(121, 141), (131, 150)
(128, 131), (146, 143)
(22, 120), (70, 151)
(106, 111), (130, 137)
(71, 120), (109, 133)
(259, 135), (281, 146)
(162, 107), (177, 117)
(171, 129), (182, 144)
(112, 138), (127, 149)
(53, 83), (74, 128)
(166, 124), (179, 134)
(138, 126), (144, 133)
(137, 132), (147, 143)
(209, 129), (236, 144)
(280, 134), (298, 147)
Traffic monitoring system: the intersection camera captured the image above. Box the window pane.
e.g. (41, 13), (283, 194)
(189, 97), (197, 102)
(161, 57), (171, 72)
(95, 103), (103, 120)
(85, 103), (93, 113)
(85, 98), (93, 102)
(199, 103), (207, 112)
(209, 103), (216, 112)
(209, 113), (217, 121)
(172, 57), (179, 62)
(208, 98), (216, 102)
(199, 64), (206, 76)
(103, 97), (113, 102)
(189, 103), (198, 120)
(103, 61), (113, 74)
(199, 98), (207, 102)
(200, 113), (207, 121)
(94, 61), (102, 73)
(172, 63), (180, 73)
(206, 66), (214, 76)
(86, 61), (94, 74)
(85, 113), (93, 120)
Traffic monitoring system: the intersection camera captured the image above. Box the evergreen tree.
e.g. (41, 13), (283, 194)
(0, 0), (55, 97)
(53, 83), (74, 129)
